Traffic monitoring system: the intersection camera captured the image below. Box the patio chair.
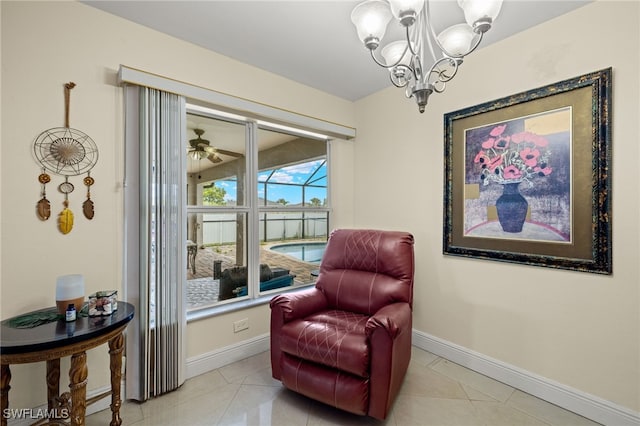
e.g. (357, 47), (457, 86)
(218, 264), (294, 300)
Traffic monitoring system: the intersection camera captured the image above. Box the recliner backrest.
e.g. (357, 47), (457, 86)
(315, 229), (414, 315)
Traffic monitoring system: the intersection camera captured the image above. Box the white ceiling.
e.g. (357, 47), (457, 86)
(84, 0), (591, 101)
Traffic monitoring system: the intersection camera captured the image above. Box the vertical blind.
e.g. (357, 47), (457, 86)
(124, 85), (186, 401)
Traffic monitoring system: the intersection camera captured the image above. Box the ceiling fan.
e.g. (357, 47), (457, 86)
(187, 128), (242, 163)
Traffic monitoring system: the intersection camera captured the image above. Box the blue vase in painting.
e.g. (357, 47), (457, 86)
(495, 182), (528, 233)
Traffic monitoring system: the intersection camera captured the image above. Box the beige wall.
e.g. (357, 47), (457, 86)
(0, 1), (355, 409)
(353, 1), (639, 413)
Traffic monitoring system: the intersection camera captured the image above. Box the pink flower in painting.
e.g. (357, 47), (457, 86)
(503, 165), (523, 180)
(532, 133), (549, 147)
(493, 136), (510, 150)
(519, 147), (540, 167)
(534, 165), (553, 176)
(511, 131), (549, 148)
(509, 131), (527, 144)
(489, 124), (507, 137)
(481, 138), (495, 149)
(474, 151), (489, 166)
(472, 123), (553, 187)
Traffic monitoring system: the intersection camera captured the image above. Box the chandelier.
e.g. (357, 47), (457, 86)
(351, 0), (503, 113)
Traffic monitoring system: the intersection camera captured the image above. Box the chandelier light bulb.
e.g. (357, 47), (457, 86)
(457, 0), (503, 33)
(381, 40), (412, 67)
(438, 24), (476, 57)
(351, 0), (393, 50)
(388, 0), (425, 26)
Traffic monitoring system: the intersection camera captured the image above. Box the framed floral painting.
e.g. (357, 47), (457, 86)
(443, 68), (612, 274)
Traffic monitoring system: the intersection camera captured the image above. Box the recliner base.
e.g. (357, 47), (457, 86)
(280, 353), (369, 416)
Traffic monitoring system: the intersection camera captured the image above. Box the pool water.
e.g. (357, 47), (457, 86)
(269, 242), (327, 264)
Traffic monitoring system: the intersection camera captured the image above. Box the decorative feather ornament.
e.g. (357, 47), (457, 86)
(83, 173), (95, 219)
(36, 170), (51, 220)
(56, 176), (75, 234)
(82, 199), (94, 220)
(58, 204), (74, 234)
(37, 197), (51, 220)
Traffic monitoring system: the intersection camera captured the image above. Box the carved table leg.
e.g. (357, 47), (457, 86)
(1, 364), (10, 426)
(69, 352), (88, 426)
(108, 332), (124, 426)
(46, 359), (60, 411)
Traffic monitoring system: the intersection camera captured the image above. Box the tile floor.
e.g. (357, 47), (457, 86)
(86, 347), (601, 426)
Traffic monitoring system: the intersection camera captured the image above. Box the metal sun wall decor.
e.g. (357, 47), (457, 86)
(33, 82), (98, 234)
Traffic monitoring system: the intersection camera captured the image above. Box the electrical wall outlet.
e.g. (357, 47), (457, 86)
(233, 318), (249, 333)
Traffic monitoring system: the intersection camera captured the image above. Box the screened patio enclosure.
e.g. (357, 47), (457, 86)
(185, 111), (329, 309)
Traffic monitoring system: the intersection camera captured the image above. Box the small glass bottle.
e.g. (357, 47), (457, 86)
(66, 303), (77, 322)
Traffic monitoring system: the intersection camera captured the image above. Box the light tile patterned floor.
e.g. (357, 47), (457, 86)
(86, 347), (601, 426)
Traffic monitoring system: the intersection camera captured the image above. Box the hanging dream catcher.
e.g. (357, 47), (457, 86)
(33, 82), (98, 234)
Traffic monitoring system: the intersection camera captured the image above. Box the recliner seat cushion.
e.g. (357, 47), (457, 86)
(279, 309), (370, 377)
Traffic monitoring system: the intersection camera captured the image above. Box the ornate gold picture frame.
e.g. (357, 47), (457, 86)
(443, 68), (612, 274)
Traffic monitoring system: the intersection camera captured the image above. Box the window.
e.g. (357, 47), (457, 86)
(186, 108), (329, 314)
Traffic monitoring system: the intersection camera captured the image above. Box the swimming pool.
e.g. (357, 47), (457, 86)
(269, 242), (327, 264)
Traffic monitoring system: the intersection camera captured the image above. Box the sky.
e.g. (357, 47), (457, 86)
(215, 160), (326, 206)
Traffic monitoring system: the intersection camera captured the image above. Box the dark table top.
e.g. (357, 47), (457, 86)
(1, 302), (135, 355)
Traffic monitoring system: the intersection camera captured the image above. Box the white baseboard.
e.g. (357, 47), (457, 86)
(412, 329), (640, 426)
(185, 333), (270, 380)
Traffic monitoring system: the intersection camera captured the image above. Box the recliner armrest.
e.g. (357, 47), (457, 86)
(365, 302), (413, 420)
(270, 287), (329, 381)
(270, 287), (328, 322)
(365, 302), (412, 339)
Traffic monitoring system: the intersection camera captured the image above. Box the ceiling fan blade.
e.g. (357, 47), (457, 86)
(207, 153), (223, 163)
(214, 148), (244, 158)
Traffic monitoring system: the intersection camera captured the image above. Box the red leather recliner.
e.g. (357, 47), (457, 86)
(270, 229), (415, 420)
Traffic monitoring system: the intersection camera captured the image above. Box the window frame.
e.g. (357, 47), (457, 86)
(118, 66), (354, 323)
(186, 108), (331, 321)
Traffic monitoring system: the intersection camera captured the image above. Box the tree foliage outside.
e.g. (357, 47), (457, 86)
(203, 184), (227, 206)
(308, 197), (322, 207)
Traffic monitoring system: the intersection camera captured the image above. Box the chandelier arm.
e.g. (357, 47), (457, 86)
(427, 57), (460, 93)
(404, 16), (426, 83)
(389, 72), (409, 89)
(433, 59), (459, 83)
(405, 24), (419, 58)
(460, 31), (485, 57)
(369, 48), (413, 71)
(422, 1), (440, 64)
